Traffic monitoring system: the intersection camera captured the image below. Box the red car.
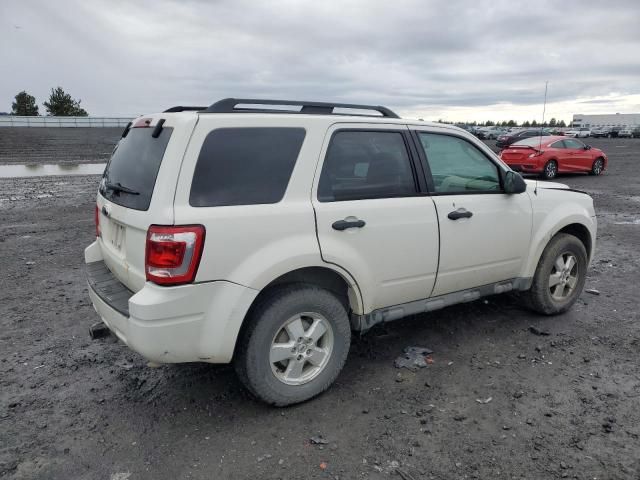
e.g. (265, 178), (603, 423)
(499, 136), (607, 180)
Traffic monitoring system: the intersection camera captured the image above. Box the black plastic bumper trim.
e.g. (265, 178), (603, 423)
(86, 261), (133, 317)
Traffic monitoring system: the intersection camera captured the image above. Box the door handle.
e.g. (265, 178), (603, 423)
(447, 208), (473, 220)
(332, 219), (366, 230)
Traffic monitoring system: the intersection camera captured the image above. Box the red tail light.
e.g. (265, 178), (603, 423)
(95, 204), (101, 237)
(145, 225), (205, 286)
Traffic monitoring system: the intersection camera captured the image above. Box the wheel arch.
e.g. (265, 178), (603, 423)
(523, 216), (596, 279)
(256, 266), (360, 313)
(557, 223), (593, 260)
(235, 266), (363, 353)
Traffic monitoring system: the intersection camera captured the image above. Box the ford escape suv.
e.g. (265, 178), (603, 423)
(86, 98), (597, 406)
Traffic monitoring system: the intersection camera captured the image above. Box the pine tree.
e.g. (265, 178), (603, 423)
(11, 91), (39, 116)
(43, 87), (88, 116)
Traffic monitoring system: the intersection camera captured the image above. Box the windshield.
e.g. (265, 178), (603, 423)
(99, 126), (173, 210)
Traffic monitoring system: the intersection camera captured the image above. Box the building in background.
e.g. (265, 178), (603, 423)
(572, 113), (640, 128)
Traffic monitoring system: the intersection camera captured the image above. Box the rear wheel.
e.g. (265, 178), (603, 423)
(542, 160), (557, 180)
(590, 158), (604, 176)
(234, 284), (351, 406)
(523, 233), (587, 315)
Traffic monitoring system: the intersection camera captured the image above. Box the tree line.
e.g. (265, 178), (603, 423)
(436, 118), (568, 128)
(10, 88), (88, 116)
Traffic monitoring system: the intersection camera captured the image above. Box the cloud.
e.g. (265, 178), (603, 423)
(1, 0), (639, 122)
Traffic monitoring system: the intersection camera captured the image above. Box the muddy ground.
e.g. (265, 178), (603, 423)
(1, 135), (639, 479)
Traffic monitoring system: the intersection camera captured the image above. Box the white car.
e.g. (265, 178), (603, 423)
(478, 127), (504, 139)
(565, 127), (591, 138)
(86, 98), (597, 405)
(618, 128), (632, 138)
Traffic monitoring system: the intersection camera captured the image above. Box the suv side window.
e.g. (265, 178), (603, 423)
(417, 133), (501, 194)
(190, 127), (305, 207)
(318, 130), (416, 202)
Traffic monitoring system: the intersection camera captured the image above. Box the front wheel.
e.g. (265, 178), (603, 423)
(542, 160), (558, 180)
(234, 284), (351, 406)
(590, 158), (604, 176)
(522, 233), (588, 315)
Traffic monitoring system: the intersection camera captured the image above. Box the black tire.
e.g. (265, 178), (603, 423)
(522, 233), (588, 315)
(542, 160), (558, 180)
(590, 157), (604, 176)
(234, 284), (351, 406)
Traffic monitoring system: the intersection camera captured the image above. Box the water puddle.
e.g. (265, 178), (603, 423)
(0, 163), (106, 178)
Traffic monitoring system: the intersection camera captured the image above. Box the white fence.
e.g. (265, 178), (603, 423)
(0, 116), (133, 127)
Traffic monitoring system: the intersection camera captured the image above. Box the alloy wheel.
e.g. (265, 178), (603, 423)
(269, 312), (334, 386)
(549, 252), (579, 300)
(593, 159), (603, 175)
(545, 161), (557, 179)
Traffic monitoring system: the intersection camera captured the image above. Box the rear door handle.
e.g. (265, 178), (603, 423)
(447, 208), (473, 220)
(332, 219), (366, 230)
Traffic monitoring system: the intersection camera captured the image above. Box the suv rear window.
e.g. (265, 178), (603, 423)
(100, 127), (173, 211)
(189, 128), (305, 207)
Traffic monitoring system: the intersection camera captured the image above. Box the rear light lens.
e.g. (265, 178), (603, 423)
(145, 225), (205, 286)
(95, 204), (101, 237)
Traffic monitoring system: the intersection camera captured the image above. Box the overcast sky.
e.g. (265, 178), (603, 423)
(1, 0), (639, 123)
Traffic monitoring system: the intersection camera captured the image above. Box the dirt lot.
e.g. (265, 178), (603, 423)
(1, 134), (639, 479)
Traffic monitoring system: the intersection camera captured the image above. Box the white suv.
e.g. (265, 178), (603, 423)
(565, 127), (591, 138)
(86, 98), (597, 405)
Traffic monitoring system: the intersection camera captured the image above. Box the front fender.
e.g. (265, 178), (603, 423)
(521, 191), (596, 278)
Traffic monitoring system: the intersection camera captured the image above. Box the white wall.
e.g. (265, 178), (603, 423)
(572, 113), (640, 128)
(0, 116), (132, 127)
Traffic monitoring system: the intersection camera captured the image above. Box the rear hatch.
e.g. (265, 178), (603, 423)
(96, 115), (197, 292)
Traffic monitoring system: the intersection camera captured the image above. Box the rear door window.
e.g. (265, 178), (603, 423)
(100, 126), (173, 211)
(190, 128), (305, 207)
(317, 130), (416, 202)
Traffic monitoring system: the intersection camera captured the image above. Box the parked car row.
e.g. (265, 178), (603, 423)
(588, 126), (640, 138)
(464, 125), (640, 140)
(496, 129), (550, 148)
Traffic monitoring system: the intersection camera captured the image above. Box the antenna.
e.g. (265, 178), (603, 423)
(538, 81), (548, 154)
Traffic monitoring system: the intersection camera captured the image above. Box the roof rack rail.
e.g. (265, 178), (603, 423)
(203, 98), (400, 118)
(163, 106), (206, 113)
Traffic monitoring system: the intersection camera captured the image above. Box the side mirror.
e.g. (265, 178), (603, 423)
(584, 145), (592, 150)
(504, 170), (527, 194)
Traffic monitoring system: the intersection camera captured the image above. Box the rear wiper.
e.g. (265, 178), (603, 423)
(104, 181), (140, 195)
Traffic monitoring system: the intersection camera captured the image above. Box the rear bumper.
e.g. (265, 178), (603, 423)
(505, 163), (543, 174)
(84, 242), (258, 364)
